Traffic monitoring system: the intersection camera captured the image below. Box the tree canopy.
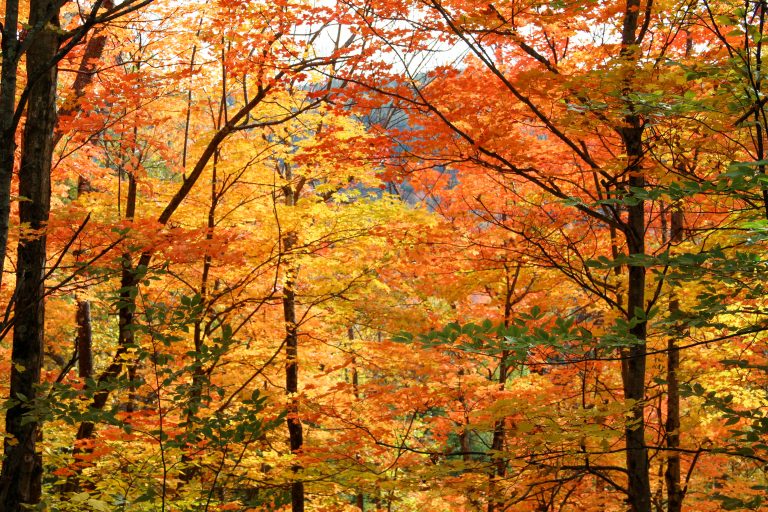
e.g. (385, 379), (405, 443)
(0, 0), (767, 511)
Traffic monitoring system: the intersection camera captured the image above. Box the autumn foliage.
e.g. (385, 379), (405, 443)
(0, 0), (767, 511)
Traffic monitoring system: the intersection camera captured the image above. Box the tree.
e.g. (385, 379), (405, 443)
(0, 0), (154, 289)
(0, 2), (157, 508)
(2, 1), (768, 510)
(0, 1), (59, 507)
(337, 0), (768, 510)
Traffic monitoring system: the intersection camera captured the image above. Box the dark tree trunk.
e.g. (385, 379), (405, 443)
(75, 174), (94, 382)
(76, 300), (93, 379)
(623, 171), (650, 512)
(61, 299), (94, 493)
(665, 206), (684, 512)
(619, 2), (651, 510)
(0, 1), (59, 509)
(486, 350), (508, 512)
(620, 112), (650, 512)
(621, 127), (651, 512)
(752, 0), (768, 220)
(349, 327), (365, 510)
(282, 179), (304, 512)
(0, 0), (21, 292)
(284, 247), (304, 512)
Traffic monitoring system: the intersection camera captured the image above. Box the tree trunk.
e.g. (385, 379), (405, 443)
(349, 327), (365, 511)
(76, 300), (93, 380)
(0, 1), (58, 508)
(180, 150), (218, 484)
(665, 206), (683, 512)
(60, 299), (95, 493)
(751, 0), (768, 220)
(487, 265), (516, 512)
(0, 0), (21, 292)
(620, 130), (650, 512)
(621, 125), (650, 512)
(284, 241), (304, 512)
(282, 179), (304, 512)
(619, 2), (651, 510)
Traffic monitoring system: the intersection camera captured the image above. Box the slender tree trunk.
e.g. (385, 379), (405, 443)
(283, 238), (303, 511)
(75, 173), (94, 382)
(282, 178), (304, 512)
(0, 2), (58, 508)
(752, 0), (768, 220)
(665, 206), (684, 512)
(621, 127), (650, 512)
(663, 28), (694, 509)
(488, 262), (517, 512)
(119, 130), (139, 412)
(619, 2), (651, 510)
(180, 150), (218, 484)
(349, 327), (365, 511)
(487, 351), (509, 512)
(76, 301), (93, 380)
(0, 0), (21, 292)
(61, 300), (94, 493)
